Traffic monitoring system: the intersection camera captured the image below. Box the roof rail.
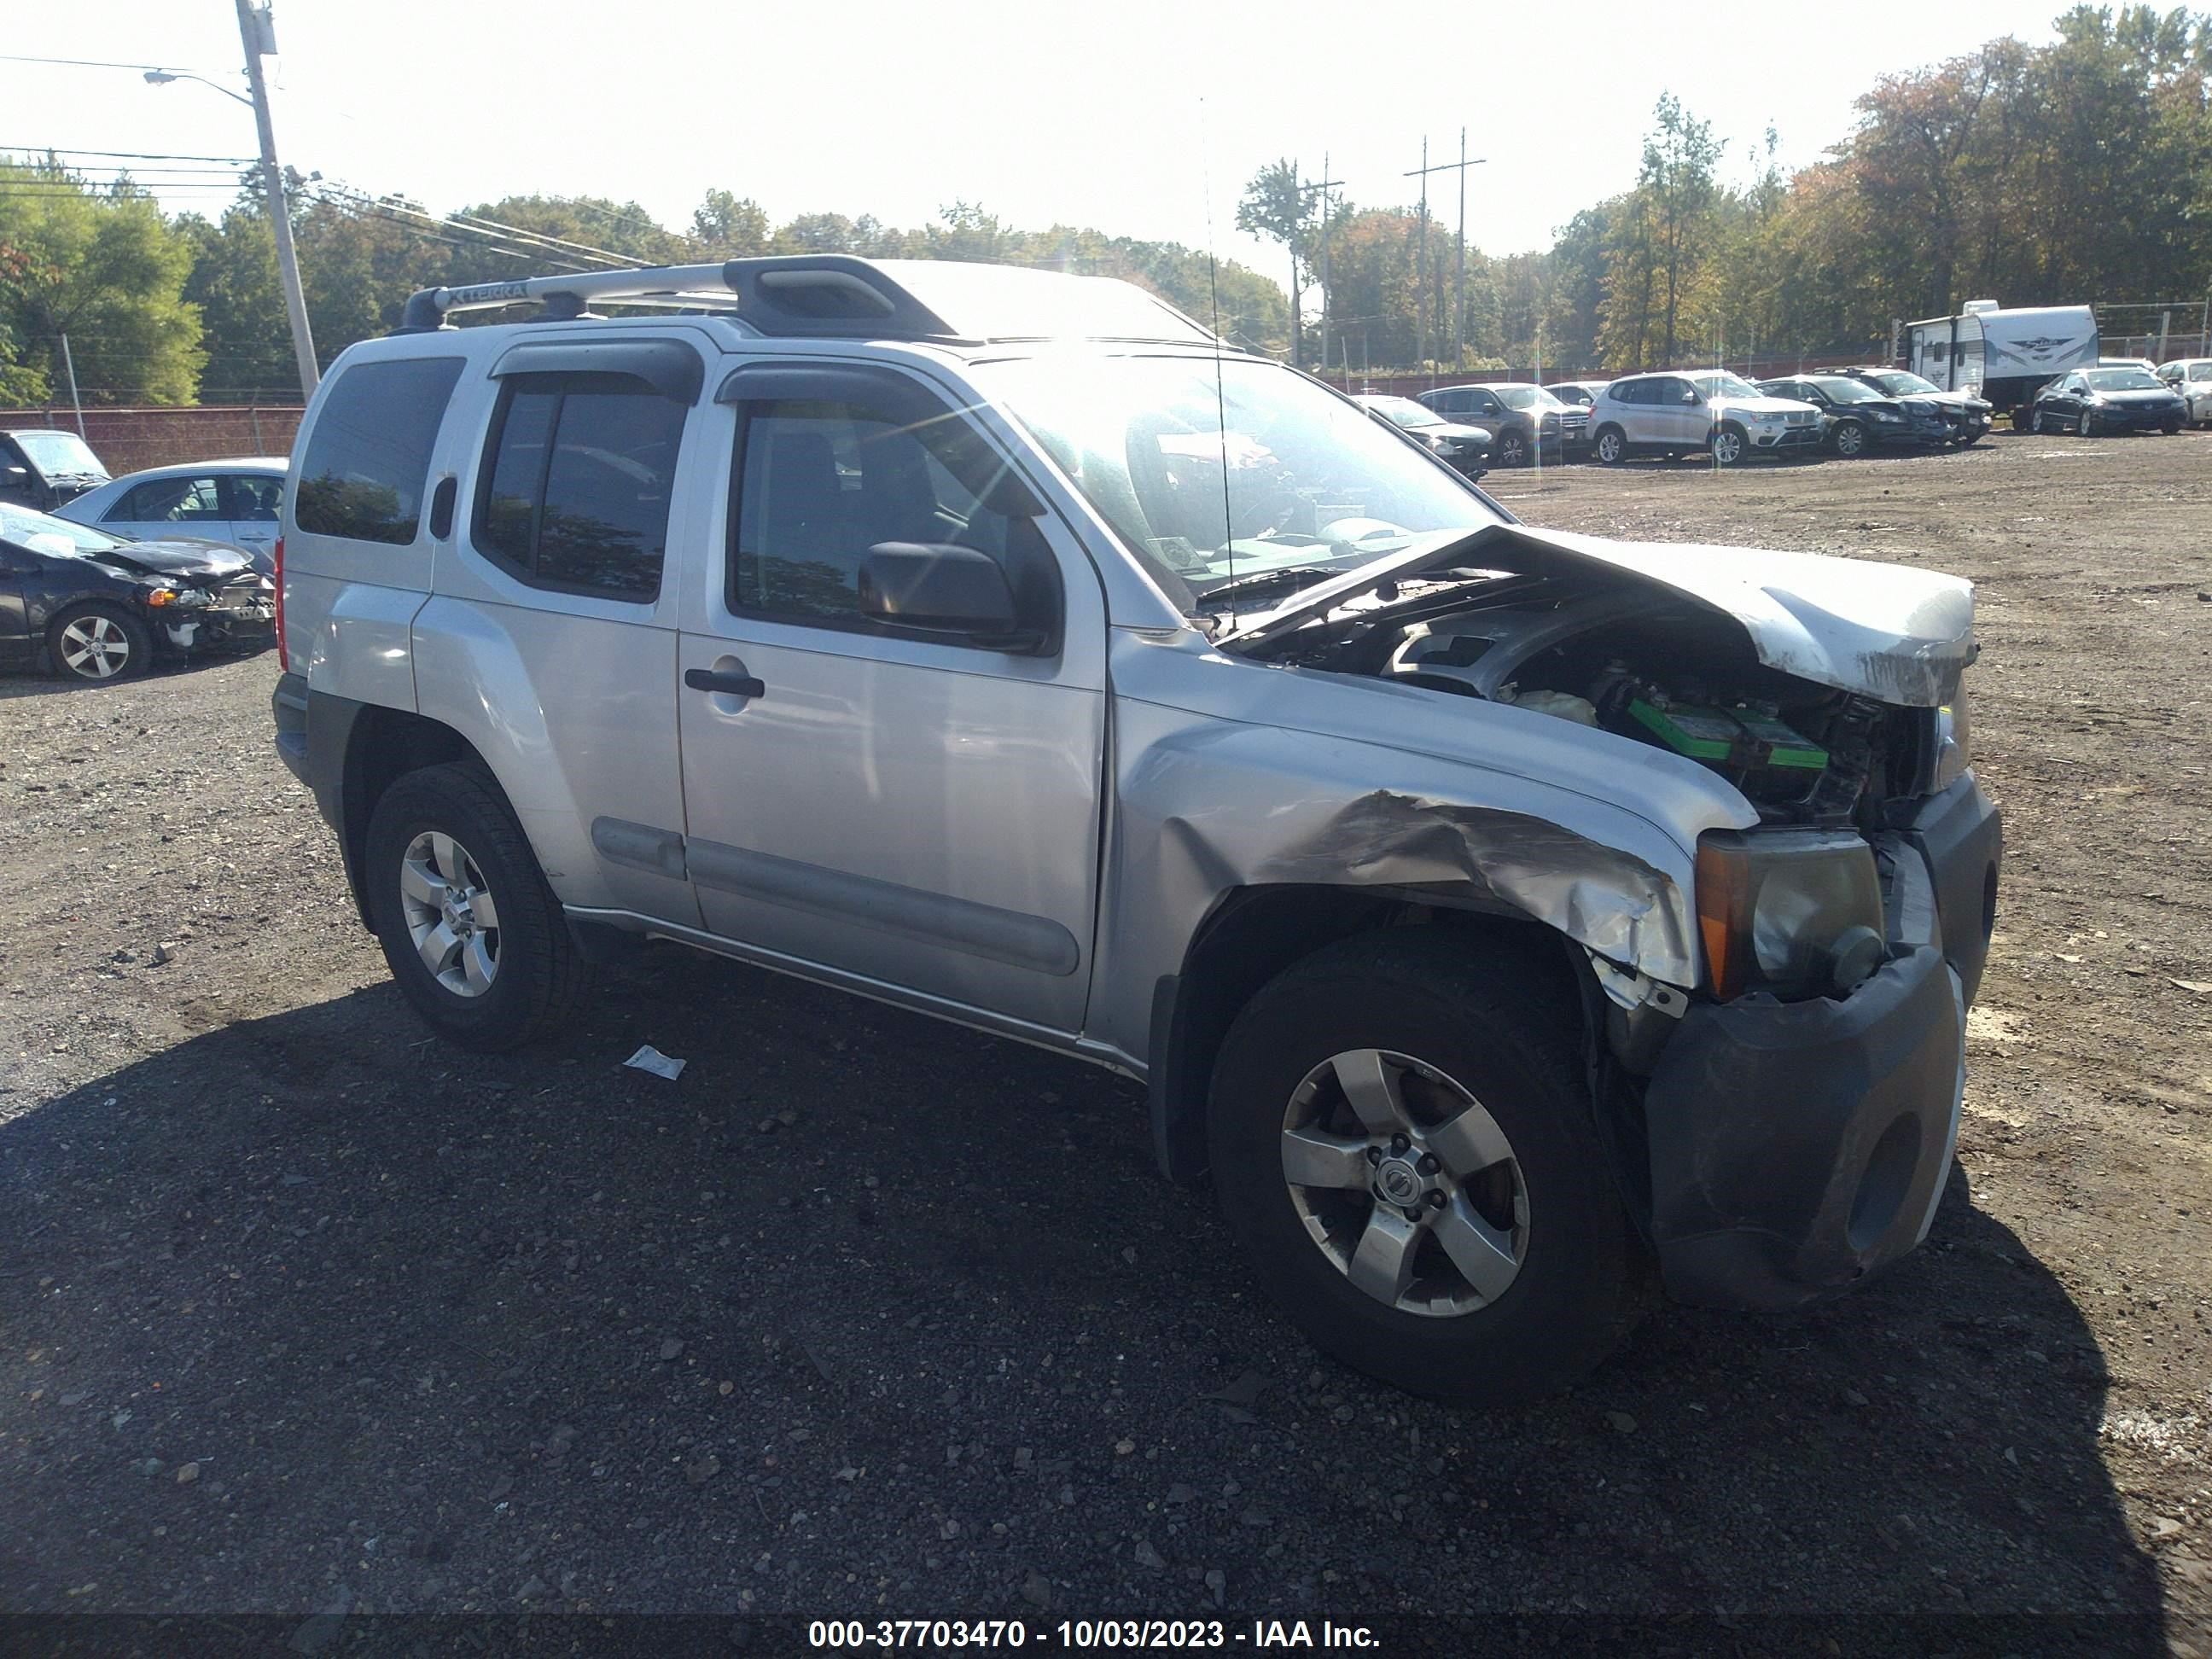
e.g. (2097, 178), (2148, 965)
(391, 254), (1220, 346)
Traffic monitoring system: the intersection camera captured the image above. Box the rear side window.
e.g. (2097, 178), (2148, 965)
(294, 358), (464, 544)
(472, 371), (687, 602)
(113, 476), (225, 522)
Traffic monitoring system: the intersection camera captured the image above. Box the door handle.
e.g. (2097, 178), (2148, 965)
(684, 667), (765, 699)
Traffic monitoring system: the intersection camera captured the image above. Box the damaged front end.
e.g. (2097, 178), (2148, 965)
(1211, 522), (2002, 1307)
(125, 564), (277, 657)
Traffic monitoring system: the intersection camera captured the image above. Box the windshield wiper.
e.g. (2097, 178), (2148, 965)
(1198, 564), (1351, 605)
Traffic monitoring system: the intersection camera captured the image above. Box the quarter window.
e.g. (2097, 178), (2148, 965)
(472, 372), (688, 602)
(294, 357), (464, 544)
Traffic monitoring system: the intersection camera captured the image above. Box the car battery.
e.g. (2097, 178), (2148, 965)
(1623, 697), (1828, 795)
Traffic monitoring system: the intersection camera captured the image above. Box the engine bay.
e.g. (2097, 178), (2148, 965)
(1252, 575), (1931, 824)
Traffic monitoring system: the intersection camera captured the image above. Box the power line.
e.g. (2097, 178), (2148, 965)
(0, 53), (234, 73)
(0, 144), (257, 163)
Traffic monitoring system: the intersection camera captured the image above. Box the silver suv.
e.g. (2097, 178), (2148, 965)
(1590, 371), (1824, 464)
(271, 256), (2000, 1403)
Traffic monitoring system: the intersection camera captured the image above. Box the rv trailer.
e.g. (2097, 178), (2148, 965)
(1906, 300), (2098, 428)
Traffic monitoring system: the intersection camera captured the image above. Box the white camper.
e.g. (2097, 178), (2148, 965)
(1906, 301), (2098, 426)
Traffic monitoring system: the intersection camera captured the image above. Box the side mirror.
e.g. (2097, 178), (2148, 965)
(1679, 389), (1700, 405)
(859, 542), (1037, 649)
(2, 465), (28, 486)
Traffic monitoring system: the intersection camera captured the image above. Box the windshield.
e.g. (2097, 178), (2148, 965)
(9, 431), (107, 478)
(1868, 371), (1939, 396)
(1359, 396), (1443, 428)
(1491, 386), (1561, 411)
(981, 354), (1504, 608)
(1808, 378), (1882, 404)
(1690, 372), (1763, 399)
(2085, 368), (2162, 391)
(0, 501), (126, 557)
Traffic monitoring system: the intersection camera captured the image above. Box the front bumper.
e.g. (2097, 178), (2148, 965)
(1640, 775), (2001, 1310)
(1750, 424), (1823, 451)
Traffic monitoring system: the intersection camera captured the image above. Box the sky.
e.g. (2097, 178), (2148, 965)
(6, 1), (2061, 283)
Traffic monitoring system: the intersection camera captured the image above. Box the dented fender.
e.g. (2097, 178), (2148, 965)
(1087, 628), (1757, 1063)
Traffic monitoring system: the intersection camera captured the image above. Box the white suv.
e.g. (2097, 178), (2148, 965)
(2155, 358), (2212, 427)
(1590, 371), (1824, 465)
(269, 255), (2000, 1404)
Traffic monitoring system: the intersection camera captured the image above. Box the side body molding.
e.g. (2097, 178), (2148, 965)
(590, 819), (1080, 978)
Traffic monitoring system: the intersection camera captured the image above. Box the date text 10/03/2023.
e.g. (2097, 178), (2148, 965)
(806, 1619), (1382, 1649)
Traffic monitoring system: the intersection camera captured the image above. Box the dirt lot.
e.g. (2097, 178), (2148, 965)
(2, 428), (2207, 1648)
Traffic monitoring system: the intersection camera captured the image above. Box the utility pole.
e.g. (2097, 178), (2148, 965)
(1406, 139), (1485, 377)
(59, 333), (86, 437)
(1300, 157), (1342, 381)
(235, 0), (317, 397)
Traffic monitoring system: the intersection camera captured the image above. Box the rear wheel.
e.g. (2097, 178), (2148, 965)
(1710, 424), (1748, 466)
(1592, 425), (1626, 465)
(49, 602), (150, 684)
(364, 761), (591, 1051)
(1207, 929), (1640, 1405)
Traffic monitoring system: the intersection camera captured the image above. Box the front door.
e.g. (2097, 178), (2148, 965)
(676, 360), (1106, 1034)
(0, 547), (33, 671)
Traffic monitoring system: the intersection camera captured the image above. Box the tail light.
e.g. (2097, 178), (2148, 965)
(273, 536), (287, 672)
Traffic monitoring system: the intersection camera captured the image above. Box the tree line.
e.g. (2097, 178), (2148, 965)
(2, 2), (2207, 405)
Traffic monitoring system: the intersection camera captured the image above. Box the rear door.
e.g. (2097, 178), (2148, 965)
(102, 474), (231, 544)
(675, 358), (1107, 1033)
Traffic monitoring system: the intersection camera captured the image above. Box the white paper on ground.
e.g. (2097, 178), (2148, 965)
(623, 1044), (687, 1080)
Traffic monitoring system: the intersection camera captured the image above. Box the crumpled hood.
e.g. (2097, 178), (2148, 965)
(1220, 521), (1976, 707)
(80, 537), (251, 580)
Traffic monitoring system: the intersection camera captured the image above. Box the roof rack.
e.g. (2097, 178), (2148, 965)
(393, 253), (1220, 347)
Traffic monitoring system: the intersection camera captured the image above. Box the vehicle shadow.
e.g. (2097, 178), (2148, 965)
(0, 649), (272, 702)
(0, 947), (2169, 1639)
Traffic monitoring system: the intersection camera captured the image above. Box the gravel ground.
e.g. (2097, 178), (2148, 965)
(1, 428), (2206, 1650)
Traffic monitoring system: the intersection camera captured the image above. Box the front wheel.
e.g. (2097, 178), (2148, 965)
(2076, 410), (2094, 437)
(2162, 419), (2182, 435)
(49, 602), (151, 684)
(1495, 428), (1529, 468)
(1831, 420), (1867, 457)
(1207, 929), (1640, 1405)
(1709, 424), (1748, 466)
(1592, 425), (1626, 465)
(364, 761), (591, 1051)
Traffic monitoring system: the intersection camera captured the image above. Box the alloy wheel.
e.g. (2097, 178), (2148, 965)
(58, 614), (133, 679)
(399, 830), (502, 998)
(1278, 1048), (1528, 1318)
(1834, 422), (1865, 457)
(1712, 428), (1744, 465)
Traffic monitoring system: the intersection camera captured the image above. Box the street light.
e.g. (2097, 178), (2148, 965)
(143, 2), (317, 398)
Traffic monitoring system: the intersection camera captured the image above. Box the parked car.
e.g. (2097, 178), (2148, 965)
(1417, 382), (1587, 465)
(272, 254), (1999, 1405)
(1831, 369), (1994, 444)
(1350, 394), (1492, 476)
(1754, 374), (1953, 457)
(2153, 358), (2212, 426)
(1544, 380), (1612, 417)
(0, 500), (274, 682)
(0, 428), (112, 512)
(1588, 370), (1823, 465)
(55, 457), (288, 576)
(2098, 356), (2161, 376)
(2028, 366), (2188, 435)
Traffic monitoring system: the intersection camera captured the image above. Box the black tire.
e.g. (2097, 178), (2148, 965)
(2162, 419), (2182, 435)
(2030, 410), (2045, 434)
(364, 760), (591, 1051)
(2076, 410), (2094, 437)
(1709, 422), (1749, 467)
(1592, 425), (1626, 465)
(1207, 928), (1641, 1406)
(48, 601), (151, 684)
(1831, 419), (1868, 458)
(1496, 428), (1529, 468)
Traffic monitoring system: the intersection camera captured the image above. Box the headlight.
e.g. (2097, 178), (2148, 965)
(1695, 829), (1886, 1001)
(1870, 409), (1903, 422)
(1933, 682), (1971, 791)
